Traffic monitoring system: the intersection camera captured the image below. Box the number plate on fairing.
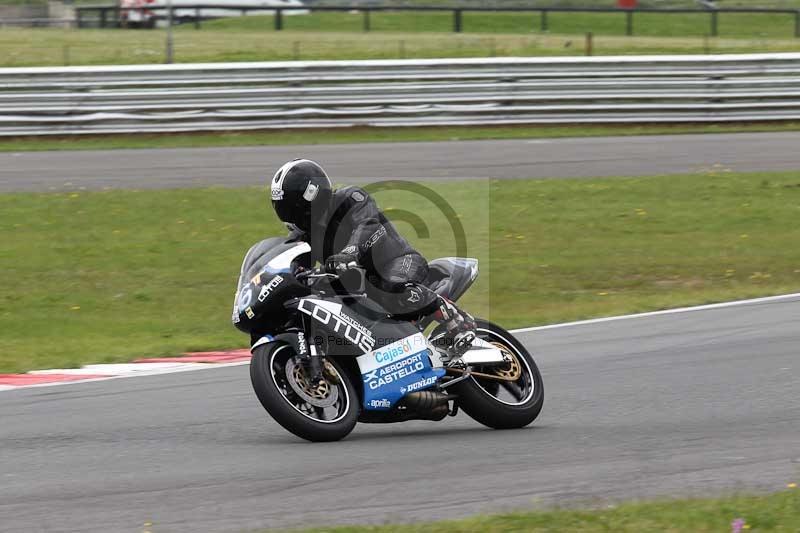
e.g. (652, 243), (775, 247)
(356, 332), (446, 411)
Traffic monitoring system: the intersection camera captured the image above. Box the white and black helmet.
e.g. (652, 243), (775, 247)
(270, 159), (333, 232)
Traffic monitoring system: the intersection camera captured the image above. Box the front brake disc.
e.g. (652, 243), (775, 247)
(285, 358), (339, 408)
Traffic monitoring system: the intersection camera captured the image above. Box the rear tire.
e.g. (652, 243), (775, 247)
(250, 343), (359, 442)
(450, 319), (544, 429)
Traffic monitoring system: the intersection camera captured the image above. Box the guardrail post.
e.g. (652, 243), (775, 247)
(710, 11), (718, 37)
(585, 31), (593, 56)
(626, 11), (633, 36)
(194, 7), (200, 29)
(165, 6), (174, 63)
(99, 7), (107, 28)
(541, 9), (548, 32)
(363, 9), (370, 32)
(453, 9), (462, 33)
(275, 8), (283, 30)
(76, 8), (82, 28)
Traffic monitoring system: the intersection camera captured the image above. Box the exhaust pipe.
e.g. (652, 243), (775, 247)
(401, 390), (449, 421)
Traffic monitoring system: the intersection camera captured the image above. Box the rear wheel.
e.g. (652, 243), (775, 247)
(449, 319), (544, 429)
(250, 343), (359, 442)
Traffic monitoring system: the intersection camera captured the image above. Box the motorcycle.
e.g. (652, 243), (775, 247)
(232, 237), (544, 442)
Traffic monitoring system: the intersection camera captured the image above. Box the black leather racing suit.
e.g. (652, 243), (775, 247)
(290, 186), (440, 319)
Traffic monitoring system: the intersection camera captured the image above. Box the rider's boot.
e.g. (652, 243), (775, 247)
(432, 296), (477, 359)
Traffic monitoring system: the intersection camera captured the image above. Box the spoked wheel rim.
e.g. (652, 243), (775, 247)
(269, 345), (351, 424)
(470, 328), (536, 406)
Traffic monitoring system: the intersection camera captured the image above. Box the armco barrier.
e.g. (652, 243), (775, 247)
(1, 53), (799, 136)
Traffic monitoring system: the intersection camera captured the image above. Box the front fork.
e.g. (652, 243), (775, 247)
(302, 333), (326, 384)
(297, 315), (324, 384)
(251, 319), (325, 383)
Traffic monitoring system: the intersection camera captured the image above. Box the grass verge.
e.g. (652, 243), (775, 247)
(200, 10), (800, 40)
(1, 27), (798, 67)
(285, 489), (800, 532)
(3, 123), (800, 153)
(2, 171), (800, 373)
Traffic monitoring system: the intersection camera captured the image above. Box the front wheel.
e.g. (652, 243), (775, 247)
(449, 319), (544, 429)
(250, 343), (359, 442)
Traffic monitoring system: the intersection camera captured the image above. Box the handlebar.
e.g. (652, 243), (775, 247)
(296, 264), (365, 279)
(295, 269), (337, 281)
(296, 265), (367, 294)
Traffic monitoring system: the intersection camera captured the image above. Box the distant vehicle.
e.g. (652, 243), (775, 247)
(119, 0), (307, 28)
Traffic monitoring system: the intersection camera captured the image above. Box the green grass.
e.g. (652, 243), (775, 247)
(1, 24), (798, 67)
(284, 489), (800, 532)
(2, 170), (800, 373)
(199, 10), (800, 39)
(4, 123), (800, 153)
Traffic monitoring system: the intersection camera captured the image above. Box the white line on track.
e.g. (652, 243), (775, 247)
(2, 292), (798, 393)
(509, 292), (800, 334)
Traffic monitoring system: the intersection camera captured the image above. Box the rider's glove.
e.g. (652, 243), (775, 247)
(325, 252), (359, 274)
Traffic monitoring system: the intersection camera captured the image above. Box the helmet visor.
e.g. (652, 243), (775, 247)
(273, 199), (312, 231)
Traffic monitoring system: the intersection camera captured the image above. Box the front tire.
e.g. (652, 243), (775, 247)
(250, 343), (359, 442)
(450, 319), (544, 429)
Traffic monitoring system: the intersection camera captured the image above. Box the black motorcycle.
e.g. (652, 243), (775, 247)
(233, 237), (544, 442)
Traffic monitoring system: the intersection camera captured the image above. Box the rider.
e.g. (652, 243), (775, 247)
(269, 158), (476, 355)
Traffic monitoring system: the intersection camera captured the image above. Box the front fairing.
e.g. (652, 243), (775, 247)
(232, 238), (312, 334)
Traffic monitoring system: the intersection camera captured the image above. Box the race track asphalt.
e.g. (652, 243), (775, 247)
(2, 296), (798, 533)
(2, 131), (800, 192)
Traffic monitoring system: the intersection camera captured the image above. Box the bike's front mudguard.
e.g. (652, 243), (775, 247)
(251, 334), (276, 353)
(251, 332), (311, 359)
